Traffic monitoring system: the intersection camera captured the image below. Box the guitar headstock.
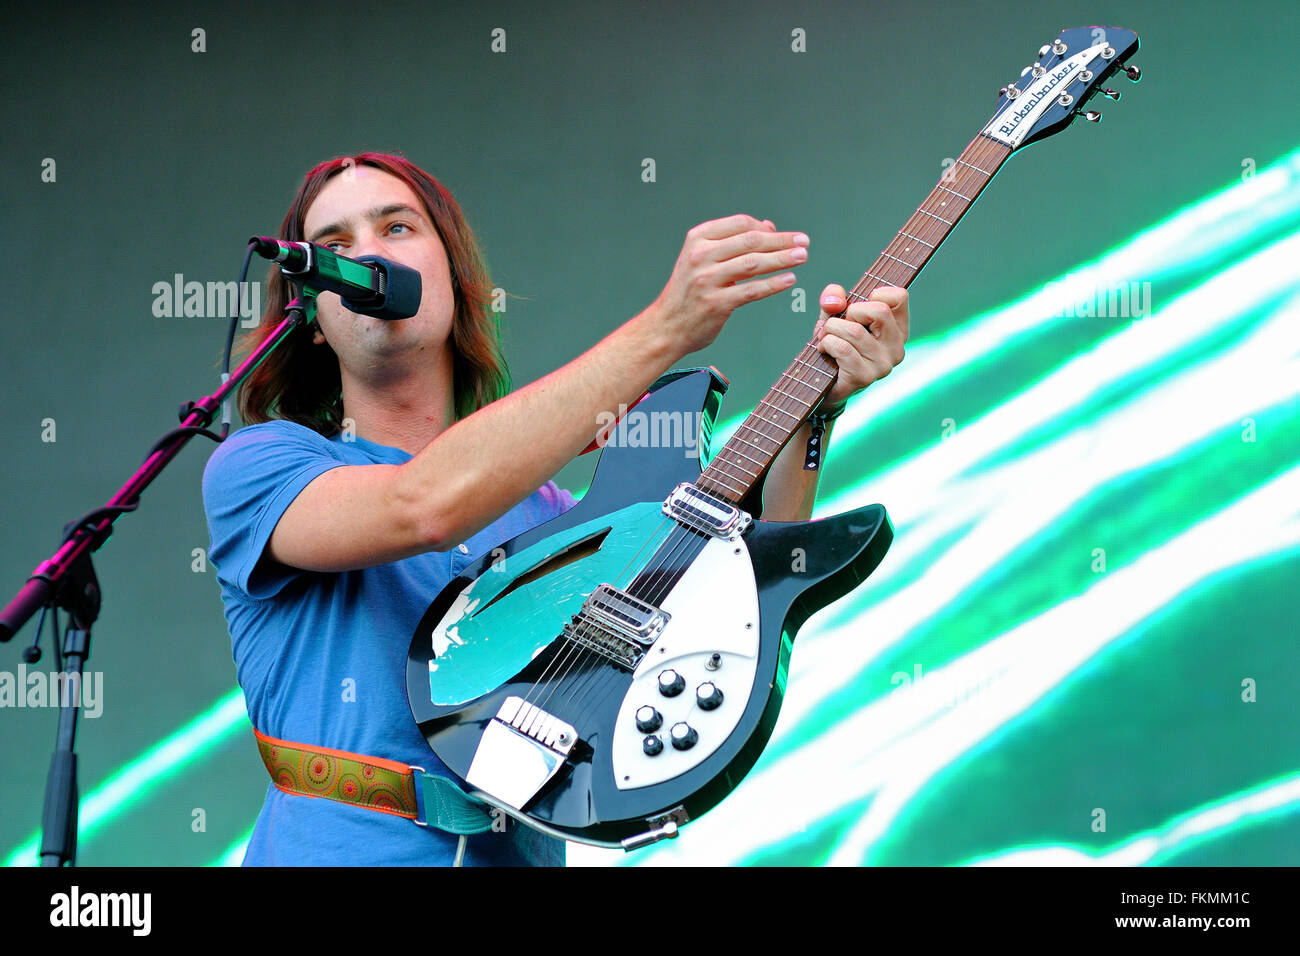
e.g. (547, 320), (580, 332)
(982, 25), (1140, 151)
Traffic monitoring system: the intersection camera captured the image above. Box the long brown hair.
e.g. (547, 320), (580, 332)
(234, 152), (510, 436)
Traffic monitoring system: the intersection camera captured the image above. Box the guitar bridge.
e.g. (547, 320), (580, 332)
(562, 619), (643, 670)
(560, 584), (670, 671)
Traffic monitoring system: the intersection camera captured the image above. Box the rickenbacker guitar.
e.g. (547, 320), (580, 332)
(407, 26), (1141, 850)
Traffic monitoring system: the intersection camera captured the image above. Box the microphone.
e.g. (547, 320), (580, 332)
(248, 237), (423, 320)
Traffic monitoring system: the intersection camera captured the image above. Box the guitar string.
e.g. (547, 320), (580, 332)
(518, 516), (686, 718)
(558, 525), (713, 713)
(524, 520), (685, 715)
(519, 453), (751, 713)
(507, 136), (1009, 731)
(532, 521), (710, 715)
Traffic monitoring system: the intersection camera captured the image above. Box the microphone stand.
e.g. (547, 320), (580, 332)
(0, 288), (317, 866)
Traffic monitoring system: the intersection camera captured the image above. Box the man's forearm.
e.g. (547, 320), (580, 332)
(398, 306), (679, 550)
(761, 418), (834, 522)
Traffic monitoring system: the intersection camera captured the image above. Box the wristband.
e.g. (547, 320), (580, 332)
(804, 400), (847, 470)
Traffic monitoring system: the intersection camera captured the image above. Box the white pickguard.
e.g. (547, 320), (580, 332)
(612, 534), (760, 789)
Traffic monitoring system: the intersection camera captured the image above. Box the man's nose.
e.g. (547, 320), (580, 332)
(348, 230), (384, 260)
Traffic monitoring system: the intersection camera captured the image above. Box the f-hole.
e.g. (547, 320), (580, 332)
(474, 528), (614, 616)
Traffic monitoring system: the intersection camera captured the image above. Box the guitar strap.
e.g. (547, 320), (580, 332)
(253, 727), (496, 836)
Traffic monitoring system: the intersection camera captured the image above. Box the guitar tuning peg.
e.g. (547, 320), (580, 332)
(1083, 111), (1103, 123)
(1123, 63), (1141, 81)
(1038, 44), (1052, 58)
(1100, 88), (1121, 101)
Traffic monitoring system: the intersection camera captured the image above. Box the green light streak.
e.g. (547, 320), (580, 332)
(782, 267), (1300, 736)
(212, 827), (254, 867)
(962, 770), (1300, 866)
(3, 689), (249, 867)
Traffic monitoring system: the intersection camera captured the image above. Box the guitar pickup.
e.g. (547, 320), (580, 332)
(662, 482), (752, 539)
(583, 584), (669, 646)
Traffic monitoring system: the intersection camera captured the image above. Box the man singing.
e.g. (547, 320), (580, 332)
(202, 151), (908, 865)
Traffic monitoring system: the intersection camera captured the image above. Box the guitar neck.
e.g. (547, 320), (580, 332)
(695, 133), (1013, 504)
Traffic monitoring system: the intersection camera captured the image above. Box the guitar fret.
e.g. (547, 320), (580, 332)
(725, 445), (768, 469)
(791, 354), (829, 375)
(936, 184), (974, 202)
(704, 460), (750, 485)
(734, 427), (779, 451)
(741, 426), (782, 449)
(957, 158), (992, 176)
(714, 454), (758, 478)
(759, 402), (801, 424)
(701, 471), (746, 498)
(769, 382), (814, 407)
(778, 377), (820, 398)
(880, 251), (914, 270)
(898, 231), (935, 249)
(778, 367), (822, 388)
(915, 208), (951, 226)
(748, 405), (785, 431)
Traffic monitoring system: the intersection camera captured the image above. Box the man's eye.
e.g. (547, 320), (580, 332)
(387, 222), (411, 235)
(323, 239), (344, 251)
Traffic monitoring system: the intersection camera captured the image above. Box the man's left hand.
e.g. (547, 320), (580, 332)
(812, 283), (909, 407)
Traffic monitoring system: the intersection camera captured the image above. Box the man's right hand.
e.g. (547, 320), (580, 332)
(648, 214), (809, 358)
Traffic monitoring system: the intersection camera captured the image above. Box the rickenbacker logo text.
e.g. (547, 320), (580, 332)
(997, 59), (1079, 138)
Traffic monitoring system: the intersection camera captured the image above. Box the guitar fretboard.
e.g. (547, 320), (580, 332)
(694, 133), (1013, 504)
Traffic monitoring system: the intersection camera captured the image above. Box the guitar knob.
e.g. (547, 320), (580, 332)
(1083, 111), (1102, 123)
(670, 722), (698, 750)
(1100, 88), (1121, 101)
(1124, 63), (1141, 82)
(636, 705), (663, 733)
(696, 682), (724, 711)
(658, 669), (685, 697)
(643, 734), (664, 756)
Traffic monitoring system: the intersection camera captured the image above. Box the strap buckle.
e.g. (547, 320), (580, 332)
(410, 765), (430, 828)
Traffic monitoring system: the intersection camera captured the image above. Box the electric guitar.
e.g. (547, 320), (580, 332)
(407, 25), (1141, 850)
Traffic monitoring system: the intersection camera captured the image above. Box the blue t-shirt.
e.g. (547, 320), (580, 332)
(201, 418), (577, 866)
